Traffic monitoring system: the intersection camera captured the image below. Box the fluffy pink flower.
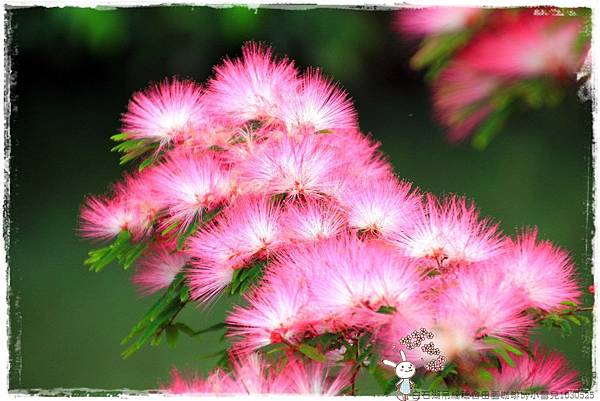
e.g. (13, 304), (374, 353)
(235, 134), (346, 199)
(79, 194), (138, 241)
(339, 177), (421, 237)
(278, 69), (357, 134)
(433, 66), (499, 142)
(396, 7), (484, 37)
(495, 230), (580, 311)
(490, 345), (580, 393)
(187, 195), (283, 304)
(280, 358), (353, 395)
(434, 268), (532, 358)
(459, 11), (586, 79)
(148, 150), (233, 231)
(132, 242), (188, 295)
(283, 198), (347, 243)
(324, 130), (393, 181)
(303, 236), (426, 330)
(391, 194), (504, 269)
(121, 78), (207, 148)
(167, 354), (286, 394)
(226, 267), (310, 353)
(167, 354), (350, 395)
(115, 172), (162, 238)
(205, 42), (300, 125)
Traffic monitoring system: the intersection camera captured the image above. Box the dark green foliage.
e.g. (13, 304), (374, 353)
(84, 230), (147, 272)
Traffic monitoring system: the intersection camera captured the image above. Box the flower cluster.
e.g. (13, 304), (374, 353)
(80, 42), (584, 395)
(396, 7), (591, 146)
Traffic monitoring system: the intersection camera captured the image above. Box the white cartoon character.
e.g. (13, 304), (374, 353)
(383, 350), (416, 400)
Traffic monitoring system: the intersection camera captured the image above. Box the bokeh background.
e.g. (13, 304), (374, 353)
(7, 6), (594, 393)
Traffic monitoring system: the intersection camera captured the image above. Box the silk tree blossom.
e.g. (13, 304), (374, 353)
(434, 268), (532, 359)
(490, 345), (580, 393)
(121, 78), (207, 148)
(205, 42), (300, 125)
(433, 67), (500, 141)
(495, 230), (580, 311)
(235, 134), (347, 198)
(168, 354), (351, 395)
(280, 357), (353, 395)
(396, 7), (484, 37)
(391, 194), (504, 269)
(339, 177), (421, 237)
(325, 130), (392, 181)
(458, 11), (586, 79)
(307, 236), (427, 330)
(132, 242), (189, 296)
(226, 265), (312, 354)
(187, 195), (283, 304)
(278, 69), (358, 134)
(283, 198), (348, 243)
(80, 194), (139, 241)
(148, 150), (233, 231)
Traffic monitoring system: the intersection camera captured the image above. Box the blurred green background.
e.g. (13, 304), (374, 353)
(7, 6), (593, 393)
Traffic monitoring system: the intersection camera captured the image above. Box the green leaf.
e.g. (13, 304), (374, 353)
(161, 221), (179, 237)
(482, 336), (522, 356)
(491, 347), (515, 368)
(376, 305), (397, 314)
(565, 315), (581, 326)
(478, 368), (493, 383)
(121, 273), (189, 358)
(138, 156), (156, 172)
(471, 107), (512, 150)
(84, 230), (146, 272)
(110, 132), (129, 141)
(298, 344), (326, 362)
(370, 365), (397, 395)
(165, 325), (179, 348)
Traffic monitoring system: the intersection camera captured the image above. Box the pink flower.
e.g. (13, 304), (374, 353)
(434, 267), (532, 358)
(390, 194), (504, 269)
(324, 129), (393, 181)
(339, 177), (421, 237)
(395, 7), (484, 37)
(459, 11), (586, 79)
(167, 354), (351, 395)
(282, 198), (347, 243)
(132, 242), (188, 296)
(495, 229), (580, 311)
(226, 267), (310, 353)
(121, 78), (207, 148)
(490, 345), (580, 393)
(433, 66), (499, 142)
(79, 194), (138, 241)
(235, 134), (346, 199)
(277, 69), (357, 134)
(280, 357), (353, 395)
(306, 235), (426, 330)
(205, 42), (300, 125)
(148, 150), (233, 231)
(187, 195), (283, 305)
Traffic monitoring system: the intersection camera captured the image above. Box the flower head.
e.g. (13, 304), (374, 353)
(205, 42), (299, 125)
(282, 198), (347, 243)
(235, 134), (346, 199)
(278, 69), (357, 134)
(391, 194), (504, 269)
(187, 195), (283, 304)
(79, 194), (138, 241)
(148, 150), (233, 231)
(490, 345), (580, 393)
(435, 267), (532, 358)
(339, 177), (421, 237)
(132, 242), (188, 296)
(396, 7), (484, 37)
(121, 78), (207, 148)
(495, 229), (580, 311)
